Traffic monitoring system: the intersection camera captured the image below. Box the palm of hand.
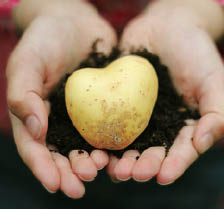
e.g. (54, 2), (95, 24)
(7, 11), (117, 197)
(107, 8), (224, 184)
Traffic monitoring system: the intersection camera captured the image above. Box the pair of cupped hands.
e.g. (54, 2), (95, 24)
(6, 0), (224, 198)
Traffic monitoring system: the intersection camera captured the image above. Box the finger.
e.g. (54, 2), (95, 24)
(44, 100), (51, 116)
(132, 147), (165, 182)
(157, 126), (198, 185)
(193, 72), (224, 154)
(185, 119), (198, 126)
(114, 150), (140, 181)
(106, 155), (120, 182)
(194, 113), (224, 154)
(7, 42), (48, 140)
(69, 150), (97, 182)
(10, 112), (60, 192)
(90, 150), (109, 170)
(120, 16), (155, 54)
(52, 152), (85, 199)
(90, 18), (117, 56)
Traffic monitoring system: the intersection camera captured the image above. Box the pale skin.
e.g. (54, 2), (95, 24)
(6, 0), (224, 198)
(7, 0), (117, 198)
(109, 0), (224, 184)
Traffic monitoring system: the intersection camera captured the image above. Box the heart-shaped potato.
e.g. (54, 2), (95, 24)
(65, 55), (158, 150)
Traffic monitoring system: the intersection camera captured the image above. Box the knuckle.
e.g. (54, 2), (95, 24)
(7, 93), (23, 112)
(55, 154), (69, 168)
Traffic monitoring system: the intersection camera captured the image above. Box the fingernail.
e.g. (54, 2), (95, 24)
(97, 166), (104, 171)
(199, 134), (213, 154)
(69, 150), (89, 160)
(116, 176), (131, 181)
(111, 178), (122, 183)
(67, 193), (85, 200)
(25, 115), (41, 139)
(42, 184), (56, 194)
(78, 175), (95, 182)
(158, 181), (174, 186)
(132, 177), (151, 183)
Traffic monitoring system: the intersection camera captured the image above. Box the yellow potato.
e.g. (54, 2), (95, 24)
(65, 55), (158, 150)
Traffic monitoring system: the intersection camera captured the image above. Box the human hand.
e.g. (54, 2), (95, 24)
(7, 0), (117, 198)
(107, 0), (224, 184)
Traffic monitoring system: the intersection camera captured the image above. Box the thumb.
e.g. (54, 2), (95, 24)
(7, 42), (48, 140)
(120, 16), (155, 54)
(194, 70), (224, 154)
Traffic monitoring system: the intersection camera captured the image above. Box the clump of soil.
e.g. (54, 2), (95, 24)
(46, 49), (200, 158)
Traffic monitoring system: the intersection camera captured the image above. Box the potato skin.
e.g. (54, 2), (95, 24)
(65, 55), (158, 150)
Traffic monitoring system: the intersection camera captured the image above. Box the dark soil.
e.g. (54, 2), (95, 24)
(46, 49), (200, 158)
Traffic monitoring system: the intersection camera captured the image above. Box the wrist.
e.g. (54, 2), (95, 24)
(145, 0), (224, 40)
(39, 0), (98, 24)
(13, 0), (96, 29)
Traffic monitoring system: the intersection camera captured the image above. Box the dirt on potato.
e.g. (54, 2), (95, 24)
(46, 48), (200, 158)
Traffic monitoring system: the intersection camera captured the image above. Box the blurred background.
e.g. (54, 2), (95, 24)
(1, 1), (224, 209)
